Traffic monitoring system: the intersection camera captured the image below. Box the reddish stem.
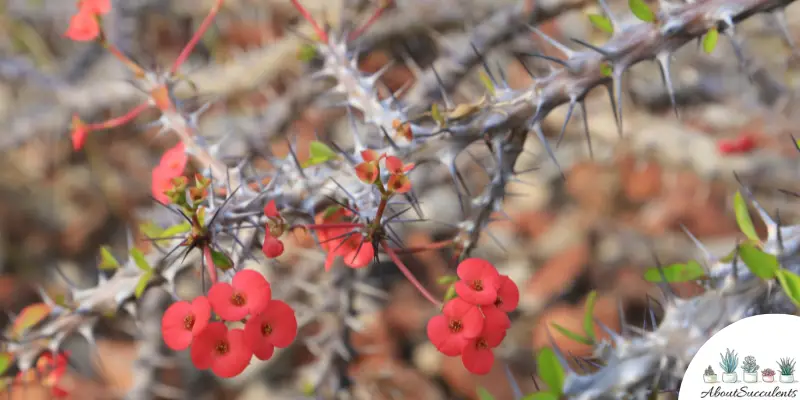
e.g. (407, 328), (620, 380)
(381, 240), (442, 307)
(290, 0), (328, 42)
(348, 1), (392, 42)
(202, 245), (219, 284)
(87, 101), (150, 130)
(171, 0), (224, 74)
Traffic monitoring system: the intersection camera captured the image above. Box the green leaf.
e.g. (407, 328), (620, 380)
(582, 290), (598, 342)
(776, 270), (800, 307)
(437, 274), (458, 285)
(130, 248), (152, 272)
(628, 0), (655, 22)
(479, 71), (496, 96)
(739, 243), (779, 279)
(210, 249), (234, 271)
(0, 353), (12, 376)
(443, 284), (457, 302)
(161, 222), (192, 238)
(302, 141), (339, 168)
(11, 303), (50, 338)
(138, 221), (163, 240)
(477, 386), (496, 400)
(297, 44), (318, 62)
(550, 323), (593, 345)
(521, 393), (559, 400)
(588, 14), (614, 34)
(99, 246), (120, 270)
(600, 63), (612, 77)
(643, 260), (706, 282)
(431, 103), (445, 126)
(703, 28), (719, 54)
(537, 348), (565, 395)
(135, 271), (154, 299)
(733, 191), (760, 242)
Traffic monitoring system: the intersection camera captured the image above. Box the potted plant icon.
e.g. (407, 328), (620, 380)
(778, 358), (796, 383)
(704, 366), (719, 383)
(763, 368), (776, 383)
(720, 348), (739, 383)
(742, 356), (759, 383)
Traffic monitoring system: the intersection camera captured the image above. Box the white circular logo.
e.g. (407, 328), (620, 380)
(680, 314), (800, 399)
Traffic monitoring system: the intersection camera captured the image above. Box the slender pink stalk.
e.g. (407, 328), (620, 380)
(171, 0), (224, 74)
(348, 1), (392, 42)
(290, 0), (328, 42)
(381, 240), (442, 307)
(202, 245), (219, 284)
(87, 101), (150, 130)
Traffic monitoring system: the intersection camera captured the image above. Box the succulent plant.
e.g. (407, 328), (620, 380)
(778, 358), (796, 376)
(762, 368), (776, 377)
(743, 356), (759, 373)
(705, 366), (716, 376)
(720, 349), (739, 374)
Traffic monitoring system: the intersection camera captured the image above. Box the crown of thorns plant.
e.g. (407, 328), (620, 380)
(3, 0), (800, 398)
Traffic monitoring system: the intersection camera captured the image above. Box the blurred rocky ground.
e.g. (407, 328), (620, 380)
(1, 0), (800, 399)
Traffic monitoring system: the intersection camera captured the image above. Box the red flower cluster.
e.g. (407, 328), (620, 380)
(15, 351), (70, 397)
(315, 206), (373, 271)
(717, 133), (757, 154)
(426, 258), (519, 375)
(355, 150), (414, 193)
(262, 200), (286, 258)
(64, 0), (110, 42)
(152, 142), (188, 204)
(161, 269), (297, 378)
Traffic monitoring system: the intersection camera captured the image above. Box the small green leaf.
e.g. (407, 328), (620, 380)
(550, 323), (593, 345)
(479, 71), (496, 96)
(733, 191), (760, 242)
(210, 249), (234, 271)
(600, 63), (612, 77)
(739, 243), (779, 280)
(197, 207), (207, 227)
(138, 221), (163, 240)
(703, 28), (719, 54)
(443, 284), (457, 302)
(776, 270), (800, 307)
(99, 246), (120, 270)
(130, 248), (152, 272)
(477, 386), (496, 400)
(588, 14), (614, 34)
(536, 348), (565, 395)
(643, 260), (706, 282)
(302, 141), (339, 168)
(0, 353), (13, 376)
(521, 393), (559, 400)
(431, 103), (445, 126)
(297, 44), (318, 62)
(11, 303), (51, 338)
(437, 274), (458, 285)
(628, 0), (655, 23)
(135, 271), (154, 299)
(582, 290), (598, 342)
(161, 222), (192, 238)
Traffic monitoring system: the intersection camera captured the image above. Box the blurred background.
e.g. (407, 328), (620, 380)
(1, 0), (800, 398)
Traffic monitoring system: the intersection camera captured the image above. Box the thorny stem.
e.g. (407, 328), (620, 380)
(381, 240), (442, 307)
(171, 0), (224, 74)
(299, 223), (364, 231)
(371, 195), (389, 230)
(388, 240), (453, 254)
(290, 0), (329, 42)
(96, 29), (145, 77)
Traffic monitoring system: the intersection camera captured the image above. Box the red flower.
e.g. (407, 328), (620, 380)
(262, 235), (285, 258)
(80, 0), (111, 14)
(387, 173), (411, 193)
(161, 296), (212, 351)
(208, 269), (271, 321)
(190, 322), (253, 378)
(454, 258), (500, 305)
(493, 275), (519, 312)
(426, 297), (483, 356)
(384, 156), (414, 175)
(243, 300), (298, 360)
(151, 171), (175, 204)
(64, 7), (100, 42)
(71, 114), (89, 150)
(461, 323), (506, 375)
(264, 200), (280, 218)
(481, 304), (511, 331)
(314, 207), (373, 270)
(158, 142), (188, 174)
(15, 351), (71, 397)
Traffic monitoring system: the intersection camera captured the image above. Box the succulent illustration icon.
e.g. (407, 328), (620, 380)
(742, 356), (759, 383)
(719, 349), (739, 383)
(762, 368), (776, 383)
(778, 358), (796, 383)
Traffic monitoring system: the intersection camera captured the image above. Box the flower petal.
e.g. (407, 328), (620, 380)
(190, 296), (212, 335)
(461, 340), (495, 375)
(190, 322), (226, 370)
(426, 315), (467, 356)
(232, 269), (272, 315)
(208, 282), (248, 321)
